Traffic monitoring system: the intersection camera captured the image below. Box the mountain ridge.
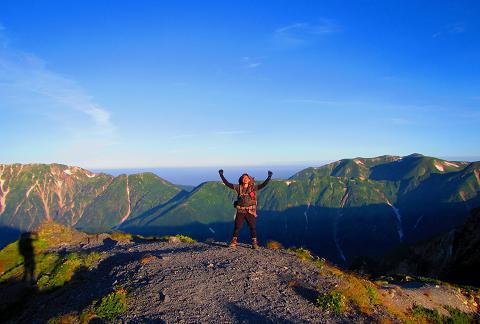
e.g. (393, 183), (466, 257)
(1, 154), (479, 267)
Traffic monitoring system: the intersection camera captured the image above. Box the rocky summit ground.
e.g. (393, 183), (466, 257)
(1, 233), (479, 323)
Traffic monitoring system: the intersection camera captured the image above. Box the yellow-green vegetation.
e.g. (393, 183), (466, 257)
(266, 240), (283, 250)
(36, 221), (87, 247)
(92, 288), (128, 319)
(411, 304), (443, 323)
(36, 252), (104, 291)
(160, 234), (196, 243)
(325, 268), (380, 314)
(48, 288), (128, 323)
(443, 305), (476, 323)
(316, 290), (347, 314)
(288, 247), (313, 261)
(175, 234), (196, 243)
(289, 247), (380, 315)
(0, 241), (104, 290)
(410, 304), (476, 324)
(287, 247), (325, 269)
(0, 222), (104, 287)
(110, 231), (133, 242)
(0, 237), (48, 279)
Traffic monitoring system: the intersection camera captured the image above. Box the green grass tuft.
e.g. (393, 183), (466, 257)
(266, 240), (283, 250)
(316, 291), (347, 314)
(34, 251), (105, 291)
(444, 305), (475, 324)
(175, 234), (196, 243)
(411, 304), (442, 323)
(93, 288), (128, 319)
(287, 247), (313, 261)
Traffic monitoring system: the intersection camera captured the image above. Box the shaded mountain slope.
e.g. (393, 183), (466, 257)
(381, 208), (480, 286)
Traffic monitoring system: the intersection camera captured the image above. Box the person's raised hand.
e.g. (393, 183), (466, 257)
(268, 170), (273, 177)
(218, 169), (224, 175)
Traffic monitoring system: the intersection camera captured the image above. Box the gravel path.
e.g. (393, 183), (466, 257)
(11, 240), (363, 323)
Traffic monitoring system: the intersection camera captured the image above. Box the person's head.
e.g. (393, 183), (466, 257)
(238, 173), (252, 185)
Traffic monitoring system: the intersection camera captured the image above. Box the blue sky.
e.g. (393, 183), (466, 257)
(1, 1), (479, 168)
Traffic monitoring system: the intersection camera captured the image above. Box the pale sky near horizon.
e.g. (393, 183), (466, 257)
(1, 1), (479, 168)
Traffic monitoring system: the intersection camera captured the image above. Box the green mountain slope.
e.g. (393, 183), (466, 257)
(121, 154), (480, 265)
(0, 164), (182, 243)
(1, 155), (478, 267)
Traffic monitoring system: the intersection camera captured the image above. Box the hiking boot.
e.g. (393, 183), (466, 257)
(251, 238), (259, 250)
(229, 237), (238, 248)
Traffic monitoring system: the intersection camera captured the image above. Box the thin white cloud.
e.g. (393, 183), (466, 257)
(241, 56), (263, 69)
(274, 20), (339, 47)
(433, 22), (466, 38)
(0, 23), (114, 133)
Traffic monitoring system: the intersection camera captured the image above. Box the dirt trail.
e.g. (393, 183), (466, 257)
(10, 241), (357, 323)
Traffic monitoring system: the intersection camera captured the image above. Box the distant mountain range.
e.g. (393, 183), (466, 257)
(1, 154), (479, 266)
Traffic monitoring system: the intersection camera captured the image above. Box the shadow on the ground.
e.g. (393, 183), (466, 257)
(227, 303), (296, 324)
(292, 284), (319, 304)
(2, 241), (219, 322)
(276, 273), (319, 304)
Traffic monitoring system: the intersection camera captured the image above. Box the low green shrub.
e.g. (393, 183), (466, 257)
(93, 289), (128, 319)
(316, 290), (347, 314)
(411, 304), (442, 323)
(174, 234), (196, 243)
(266, 240), (283, 250)
(444, 305), (475, 324)
(366, 285), (379, 305)
(287, 247), (313, 261)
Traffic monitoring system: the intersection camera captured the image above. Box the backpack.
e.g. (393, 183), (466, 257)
(233, 176), (256, 208)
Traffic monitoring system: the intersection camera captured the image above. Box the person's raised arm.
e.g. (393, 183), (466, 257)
(218, 169), (235, 189)
(256, 171), (273, 190)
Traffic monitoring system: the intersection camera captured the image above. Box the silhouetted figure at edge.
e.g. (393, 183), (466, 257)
(18, 232), (38, 286)
(219, 170), (272, 249)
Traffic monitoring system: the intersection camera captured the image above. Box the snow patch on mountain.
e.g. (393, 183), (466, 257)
(434, 161), (444, 171)
(303, 203), (310, 229)
(117, 176), (131, 225)
(63, 169), (73, 175)
(354, 159), (364, 166)
(0, 178), (10, 215)
(443, 161), (460, 168)
(414, 215), (424, 229)
(386, 200), (404, 241)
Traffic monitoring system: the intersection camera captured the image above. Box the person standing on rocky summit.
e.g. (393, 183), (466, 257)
(219, 169), (273, 249)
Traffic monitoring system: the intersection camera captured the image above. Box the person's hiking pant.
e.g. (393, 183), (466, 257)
(233, 211), (257, 238)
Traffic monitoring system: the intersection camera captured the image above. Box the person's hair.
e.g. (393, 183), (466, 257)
(238, 173), (254, 185)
